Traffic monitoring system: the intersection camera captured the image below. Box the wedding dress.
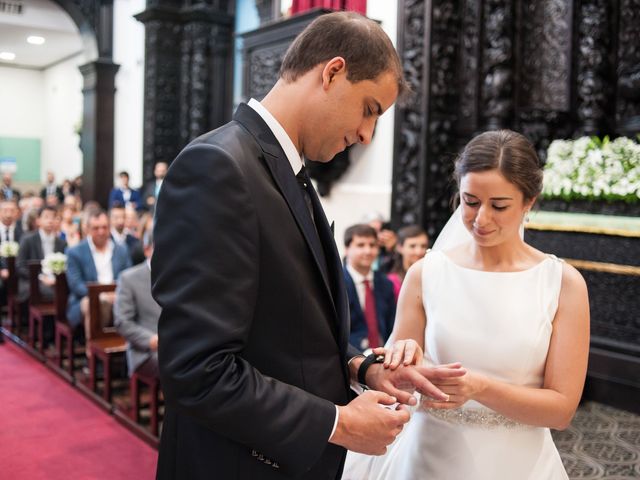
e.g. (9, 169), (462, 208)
(343, 247), (569, 480)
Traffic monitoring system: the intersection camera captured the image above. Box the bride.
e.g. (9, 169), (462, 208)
(345, 130), (590, 479)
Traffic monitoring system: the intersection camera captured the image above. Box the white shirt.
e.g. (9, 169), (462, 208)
(111, 228), (127, 246)
(0, 223), (15, 243)
(88, 237), (114, 284)
(346, 264), (374, 311)
(38, 229), (56, 258)
(247, 99), (340, 440)
(248, 98), (304, 175)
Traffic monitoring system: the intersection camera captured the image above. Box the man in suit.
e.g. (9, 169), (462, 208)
(152, 11), (461, 480)
(142, 161), (167, 211)
(40, 171), (65, 204)
(0, 198), (23, 244)
(115, 226), (160, 378)
(109, 205), (144, 265)
(1, 172), (21, 202)
(343, 224), (396, 352)
(66, 210), (131, 336)
(108, 171), (142, 210)
(16, 206), (67, 303)
(0, 198), (23, 290)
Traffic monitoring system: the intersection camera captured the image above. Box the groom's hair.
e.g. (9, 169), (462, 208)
(280, 11), (409, 98)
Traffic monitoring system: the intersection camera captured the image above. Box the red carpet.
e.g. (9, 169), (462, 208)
(0, 341), (157, 479)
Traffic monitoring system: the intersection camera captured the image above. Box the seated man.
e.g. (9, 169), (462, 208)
(66, 210), (131, 339)
(16, 206), (67, 303)
(343, 224), (396, 352)
(115, 226), (161, 378)
(0, 198), (24, 306)
(109, 205), (143, 265)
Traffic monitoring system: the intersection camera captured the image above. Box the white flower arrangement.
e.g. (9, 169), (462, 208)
(41, 252), (67, 275)
(542, 136), (640, 202)
(0, 241), (20, 257)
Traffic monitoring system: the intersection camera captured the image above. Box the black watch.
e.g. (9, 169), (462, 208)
(357, 352), (385, 387)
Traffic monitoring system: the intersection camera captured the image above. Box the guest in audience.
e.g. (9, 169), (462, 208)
(0, 198), (23, 244)
(1, 172), (21, 202)
(19, 195), (44, 233)
(343, 224), (396, 352)
(362, 211), (397, 273)
(115, 225), (161, 378)
(40, 171), (64, 204)
(65, 210), (131, 338)
(59, 204), (81, 247)
(109, 205), (144, 264)
(142, 161), (168, 210)
(16, 206), (67, 303)
(72, 175), (83, 198)
(124, 207), (141, 239)
(61, 179), (75, 198)
(387, 225), (428, 301)
(108, 171), (141, 210)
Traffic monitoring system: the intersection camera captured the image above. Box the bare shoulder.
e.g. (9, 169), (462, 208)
(405, 256), (424, 285)
(561, 261), (587, 291)
(558, 261), (589, 306)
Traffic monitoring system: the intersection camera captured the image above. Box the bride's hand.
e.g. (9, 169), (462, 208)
(373, 339), (424, 370)
(422, 370), (488, 410)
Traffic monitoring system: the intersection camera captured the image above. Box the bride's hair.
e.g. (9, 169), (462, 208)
(453, 130), (543, 202)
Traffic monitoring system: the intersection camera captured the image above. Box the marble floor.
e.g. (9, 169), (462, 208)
(554, 402), (640, 479)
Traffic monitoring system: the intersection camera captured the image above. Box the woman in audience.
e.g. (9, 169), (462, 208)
(59, 204), (81, 247)
(387, 225), (429, 301)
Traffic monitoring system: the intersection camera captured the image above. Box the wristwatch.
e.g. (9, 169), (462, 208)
(357, 352), (385, 387)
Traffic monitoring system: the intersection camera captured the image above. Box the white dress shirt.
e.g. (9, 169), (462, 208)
(346, 264), (374, 311)
(88, 237), (114, 284)
(248, 98), (304, 175)
(111, 228), (127, 246)
(39, 229), (56, 258)
(247, 99), (340, 440)
(0, 223), (15, 243)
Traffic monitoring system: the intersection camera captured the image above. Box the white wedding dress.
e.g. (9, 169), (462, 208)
(343, 249), (569, 480)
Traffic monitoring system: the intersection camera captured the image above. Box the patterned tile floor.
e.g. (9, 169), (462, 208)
(553, 402), (640, 479)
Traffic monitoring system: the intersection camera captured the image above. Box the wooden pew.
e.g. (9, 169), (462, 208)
(27, 261), (56, 353)
(5, 256), (20, 332)
(130, 370), (161, 436)
(53, 273), (81, 379)
(86, 283), (126, 403)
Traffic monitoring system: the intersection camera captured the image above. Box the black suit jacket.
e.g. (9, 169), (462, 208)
(152, 104), (360, 480)
(16, 231), (67, 301)
(40, 185), (65, 203)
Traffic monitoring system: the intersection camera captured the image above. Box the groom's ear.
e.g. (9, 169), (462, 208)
(321, 57), (347, 89)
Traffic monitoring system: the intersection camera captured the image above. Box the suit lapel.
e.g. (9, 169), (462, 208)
(307, 181), (350, 349)
(234, 105), (335, 310)
(34, 235), (44, 260)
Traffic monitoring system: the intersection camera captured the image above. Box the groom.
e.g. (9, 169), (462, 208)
(152, 11), (455, 480)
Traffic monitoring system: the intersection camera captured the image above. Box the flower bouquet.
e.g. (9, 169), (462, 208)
(0, 241), (20, 257)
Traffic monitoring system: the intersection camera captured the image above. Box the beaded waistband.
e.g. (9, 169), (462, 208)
(420, 406), (531, 430)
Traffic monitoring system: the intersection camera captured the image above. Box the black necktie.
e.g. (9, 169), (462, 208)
(295, 166), (315, 224)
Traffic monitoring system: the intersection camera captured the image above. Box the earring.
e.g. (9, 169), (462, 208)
(523, 211), (530, 223)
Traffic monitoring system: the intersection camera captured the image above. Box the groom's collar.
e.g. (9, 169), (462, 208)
(241, 99), (304, 176)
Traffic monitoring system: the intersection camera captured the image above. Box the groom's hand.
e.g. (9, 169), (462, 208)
(365, 363), (466, 405)
(329, 390), (410, 455)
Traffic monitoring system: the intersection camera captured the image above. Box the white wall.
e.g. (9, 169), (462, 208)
(41, 54), (84, 183)
(319, 0), (398, 256)
(113, 0), (146, 189)
(0, 66), (45, 138)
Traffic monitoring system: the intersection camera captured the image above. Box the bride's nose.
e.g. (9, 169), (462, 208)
(475, 204), (492, 226)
